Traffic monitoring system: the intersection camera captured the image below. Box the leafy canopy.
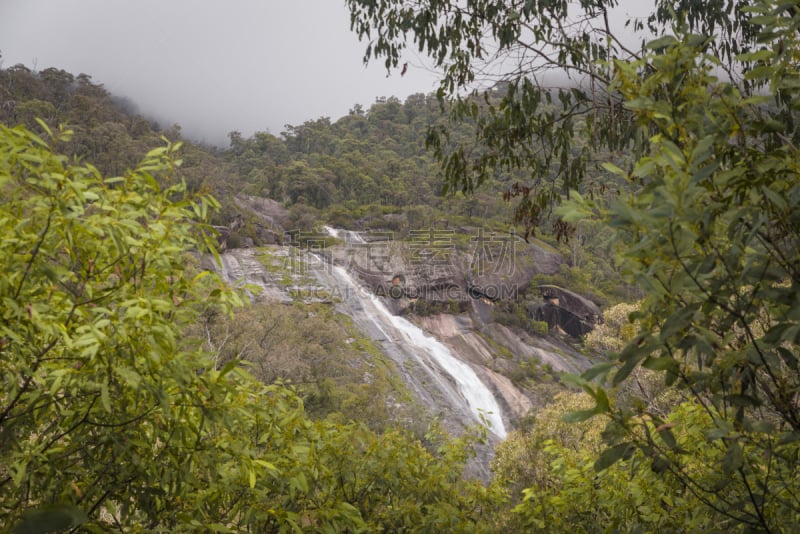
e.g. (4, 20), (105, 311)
(347, 0), (765, 237)
(557, 3), (800, 531)
(0, 123), (500, 532)
(348, 0), (800, 530)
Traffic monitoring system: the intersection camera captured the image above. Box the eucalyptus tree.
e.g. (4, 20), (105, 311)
(346, 0), (760, 237)
(346, 1), (800, 530)
(0, 122), (504, 532)
(561, 16), (800, 528)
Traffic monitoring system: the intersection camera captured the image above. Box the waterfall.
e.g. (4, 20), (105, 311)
(324, 225), (367, 245)
(328, 263), (506, 438)
(216, 235), (508, 440)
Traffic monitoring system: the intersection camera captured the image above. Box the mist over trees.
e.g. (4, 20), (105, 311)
(1, 0), (800, 531)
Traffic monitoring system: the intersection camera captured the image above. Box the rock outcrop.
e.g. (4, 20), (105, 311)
(212, 224), (604, 457)
(326, 233), (563, 308)
(234, 194), (288, 230)
(215, 195), (289, 250)
(533, 285), (602, 338)
(414, 310), (593, 424)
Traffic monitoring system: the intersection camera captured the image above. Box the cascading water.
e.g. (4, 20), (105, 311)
(315, 237), (507, 439)
(324, 225), (366, 245)
(218, 230), (508, 440)
(358, 273), (507, 438)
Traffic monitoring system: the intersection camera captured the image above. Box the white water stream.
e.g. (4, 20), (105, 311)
(324, 252), (506, 438)
(218, 230), (507, 439)
(323, 225), (367, 245)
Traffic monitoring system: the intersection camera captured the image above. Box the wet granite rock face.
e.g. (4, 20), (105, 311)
(212, 241), (603, 477)
(233, 195), (288, 230)
(327, 235), (564, 308)
(322, 231), (605, 341)
(215, 195), (289, 250)
(533, 285), (602, 338)
(215, 212), (603, 339)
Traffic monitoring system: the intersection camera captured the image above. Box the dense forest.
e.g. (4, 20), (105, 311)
(2, 0), (800, 531)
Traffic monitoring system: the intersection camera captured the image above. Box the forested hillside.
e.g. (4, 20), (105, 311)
(0, 62), (629, 304)
(0, 59), (609, 532)
(3, 0), (800, 529)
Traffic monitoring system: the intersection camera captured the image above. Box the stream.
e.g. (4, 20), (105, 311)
(329, 264), (506, 438)
(216, 232), (508, 440)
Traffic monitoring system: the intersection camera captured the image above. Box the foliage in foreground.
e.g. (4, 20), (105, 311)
(490, 18), (800, 534)
(496, 391), (799, 533)
(494, 393), (708, 533)
(0, 124), (501, 532)
(346, 0), (800, 531)
(557, 8), (800, 532)
(346, 0), (760, 237)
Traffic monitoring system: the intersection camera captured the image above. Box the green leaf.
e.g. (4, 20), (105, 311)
(744, 65), (774, 81)
(613, 345), (647, 386)
(725, 394), (760, 408)
(721, 440), (743, 474)
(562, 408), (598, 423)
(594, 442), (634, 471)
(645, 35), (678, 50)
(581, 362), (615, 382)
(748, 14), (778, 25)
(685, 34), (708, 48)
(689, 135), (714, 163)
(601, 419), (628, 444)
(656, 424), (679, 450)
(660, 306), (695, 341)
(705, 428), (729, 441)
(690, 162), (718, 185)
(762, 185), (787, 210)
(13, 504), (88, 534)
(34, 118), (54, 138)
(594, 388), (610, 414)
(218, 359), (239, 377)
(601, 162), (627, 176)
(254, 459), (279, 474)
(642, 356), (678, 373)
(777, 347), (798, 371)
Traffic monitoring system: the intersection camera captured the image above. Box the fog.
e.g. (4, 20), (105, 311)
(0, 0), (439, 146)
(0, 1), (655, 147)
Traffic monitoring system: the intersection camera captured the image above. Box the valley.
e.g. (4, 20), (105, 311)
(4, 4), (799, 526)
(213, 223), (599, 476)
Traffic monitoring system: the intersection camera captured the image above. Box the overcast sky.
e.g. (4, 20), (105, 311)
(0, 0), (440, 145)
(0, 1), (654, 147)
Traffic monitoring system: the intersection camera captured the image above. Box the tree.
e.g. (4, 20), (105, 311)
(346, 0), (763, 237)
(494, 393), (720, 532)
(0, 122), (502, 531)
(0, 122), (259, 529)
(347, 0), (800, 530)
(555, 4), (800, 531)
